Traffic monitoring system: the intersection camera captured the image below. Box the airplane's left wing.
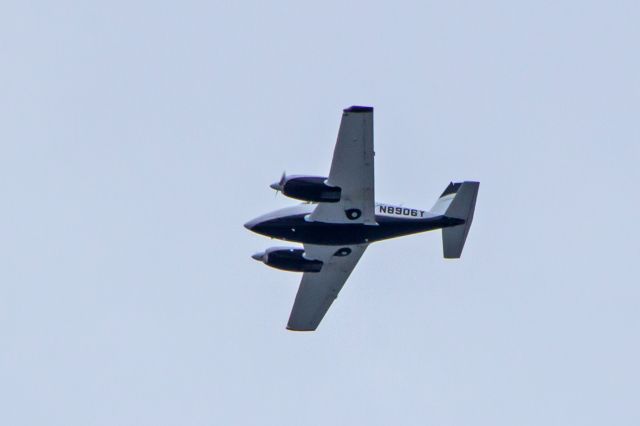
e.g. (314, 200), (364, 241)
(287, 243), (368, 331)
(309, 106), (376, 225)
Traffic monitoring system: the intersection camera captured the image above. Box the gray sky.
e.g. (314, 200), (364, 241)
(1, 1), (639, 425)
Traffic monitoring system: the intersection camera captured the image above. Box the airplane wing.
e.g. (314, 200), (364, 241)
(287, 243), (368, 331)
(309, 106), (376, 225)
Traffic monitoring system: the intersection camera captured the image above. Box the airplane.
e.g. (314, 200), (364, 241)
(244, 106), (479, 331)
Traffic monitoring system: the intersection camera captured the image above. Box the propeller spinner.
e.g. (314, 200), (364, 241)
(270, 171), (286, 192)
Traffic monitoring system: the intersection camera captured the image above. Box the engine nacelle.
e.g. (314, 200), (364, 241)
(271, 175), (341, 203)
(251, 247), (323, 273)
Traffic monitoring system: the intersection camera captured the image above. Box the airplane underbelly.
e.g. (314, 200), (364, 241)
(257, 215), (448, 245)
(292, 223), (368, 245)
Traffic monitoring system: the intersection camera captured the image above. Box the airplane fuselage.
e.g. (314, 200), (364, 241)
(245, 204), (464, 246)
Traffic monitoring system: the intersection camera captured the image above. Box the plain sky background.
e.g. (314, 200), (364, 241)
(1, 1), (639, 425)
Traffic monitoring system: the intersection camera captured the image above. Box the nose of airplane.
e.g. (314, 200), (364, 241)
(244, 219), (257, 230)
(251, 252), (265, 261)
(269, 182), (282, 191)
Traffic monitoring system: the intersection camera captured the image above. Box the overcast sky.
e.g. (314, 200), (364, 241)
(1, 1), (639, 425)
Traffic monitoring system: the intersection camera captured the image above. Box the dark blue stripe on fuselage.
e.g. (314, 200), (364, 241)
(250, 214), (465, 245)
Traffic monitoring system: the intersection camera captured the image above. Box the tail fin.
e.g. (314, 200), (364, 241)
(431, 181), (480, 259)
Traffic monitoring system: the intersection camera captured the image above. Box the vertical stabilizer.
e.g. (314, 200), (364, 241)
(433, 181), (479, 258)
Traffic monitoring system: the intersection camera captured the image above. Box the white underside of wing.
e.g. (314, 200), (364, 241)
(287, 243), (367, 331)
(309, 108), (375, 224)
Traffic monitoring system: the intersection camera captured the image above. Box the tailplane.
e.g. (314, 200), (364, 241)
(431, 181), (480, 259)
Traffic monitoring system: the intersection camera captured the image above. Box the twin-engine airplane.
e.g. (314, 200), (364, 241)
(245, 106), (479, 331)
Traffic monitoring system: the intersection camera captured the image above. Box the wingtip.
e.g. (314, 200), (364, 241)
(343, 105), (373, 113)
(286, 325), (316, 332)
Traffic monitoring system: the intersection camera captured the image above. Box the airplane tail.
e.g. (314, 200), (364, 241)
(430, 181), (480, 259)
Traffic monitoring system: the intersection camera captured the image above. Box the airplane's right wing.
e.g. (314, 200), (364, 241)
(287, 243), (368, 331)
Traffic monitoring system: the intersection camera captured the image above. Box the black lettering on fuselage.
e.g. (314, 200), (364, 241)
(378, 205), (427, 218)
